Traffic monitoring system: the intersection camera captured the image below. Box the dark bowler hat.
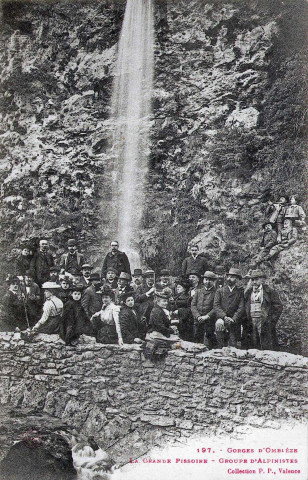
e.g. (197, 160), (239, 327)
(90, 273), (101, 283)
(214, 266), (225, 275)
(81, 264), (93, 270)
(106, 267), (118, 275)
(119, 272), (131, 281)
(159, 269), (170, 277)
(250, 269), (266, 279)
(202, 271), (217, 280)
(262, 222), (274, 229)
(70, 282), (85, 292)
(67, 238), (77, 246)
(155, 288), (172, 299)
(100, 285), (114, 297)
(144, 269), (155, 277)
(187, 270), (201, 277)
(120, 290), (135, 302)
(174, 277), (191, 290)
(227, 267), (242, 278)
(133, 268), (143, 276)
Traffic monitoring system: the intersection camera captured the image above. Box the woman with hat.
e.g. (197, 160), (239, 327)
(2, 275), (27, 330)
(172, 277), (194, 341)
(119, 291), (146, 344)
(31, 282), (64, 336)
(90, 286), (123, 346)
(62, 283), (93, 346)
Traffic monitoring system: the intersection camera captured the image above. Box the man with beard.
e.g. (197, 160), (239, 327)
(244, 270), (283, 350)
(214, 267), (245, 348)
(135, 270), (156, 325)
(214, 266), (225, 289)
(182, 244), (208, 277)
(114, 272), (132, 305)
(101, 241), (131, 279)
(49, 266), (60, 284)
(81, 273), (102, 319)
(30, 238), (55, 287)
(104, 267), (118, 290)
(59, 239), (85, 276)
(132, 268), (143, 292)
(191, 271), (217, 348)
(79, 264), (93, 287)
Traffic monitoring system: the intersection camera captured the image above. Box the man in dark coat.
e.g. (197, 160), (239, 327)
(30, 238), (55, 287)
(81, 273), (102, 319)
(191, 271), (217, 348)
(114, 272), (132, 305)
(244, 270), (283, 350)
(15, 243), (32, 276)
(21, 271), (42, 326)
(252, 222), (277, 267)
(214, 267), (245, 348)
(182, 244), (208, 277)
(132, 268), (143, 291)
(214, 266), (225, 289)
(79, 264), (93, 287)
(119, 291), (146, 343)
(135, 270), (156, 324)
(104, 267), (118, 290)
(101, 241), (131, 279)
(59, 239), (86, 276)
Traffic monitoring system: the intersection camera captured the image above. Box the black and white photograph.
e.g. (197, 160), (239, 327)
(0, 0), (307, 479)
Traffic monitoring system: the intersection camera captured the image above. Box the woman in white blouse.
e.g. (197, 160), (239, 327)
(90, 286), (123, 346)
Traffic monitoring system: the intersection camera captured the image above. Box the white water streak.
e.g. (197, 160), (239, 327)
(110, 0), (154, 267)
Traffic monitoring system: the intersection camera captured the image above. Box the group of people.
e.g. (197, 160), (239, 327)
(1, 235), (287, 356)
(252, 195), (306, 267)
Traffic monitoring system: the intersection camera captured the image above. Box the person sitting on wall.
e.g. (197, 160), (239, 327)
(79, 264), (93, 287)
(119, 291), (146, 344)
(191, 271), (217, 348)
(244, 270), (283, 351)
(284, 195), (306, 232)
(172, 277), (194, 342)
(81, 273), (102, 319)
(90, 285), (123, 346)
(188, 270), (202, 299)
(62, 283), (94, 346)
(252, 222), (278, 267)
(59, 238), (86, 276)
(266, 219), (298, 260)
(101, 240), (131, 279)
(134, 269), (156, 325)
(144, 289), (180, 360)
(182, 244), (208, 278)
(1, 275), (27, 331)
(114, 272), (132, 305)
(104, 267), (118, 290)
(214, 267), (245, 349)
(132, 268), (143, 292)
(31, 282), (64, 336)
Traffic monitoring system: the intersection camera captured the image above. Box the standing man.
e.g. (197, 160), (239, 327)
(30, 238), (55, 287)
(191, 271), (217, 347)
(114, 272), (132, 304)
(101, 241), (131, 279)
(214, 266), (225, 289)
(22, 271), (42, 326)
(15, 242), (32, 276)
(81, 273), (102, 319)
(104, 267), (118, 290)
(135, 269), (156, 324)
(182, 244), (208, 277)
(132, 268), (143, 292)
(59, 239), (85, 276)
(244, 270), (283, 350)
(214, 267), (245, 348)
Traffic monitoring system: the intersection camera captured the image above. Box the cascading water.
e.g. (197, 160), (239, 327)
(110, 0), (154, 269)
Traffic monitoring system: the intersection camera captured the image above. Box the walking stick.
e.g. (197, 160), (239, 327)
(21, 277), (30, 329)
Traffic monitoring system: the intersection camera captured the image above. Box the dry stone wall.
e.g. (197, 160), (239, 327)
(0, 333), (307, 464)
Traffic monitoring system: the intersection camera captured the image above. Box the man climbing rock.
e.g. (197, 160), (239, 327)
(266, 219), (298, 260)
(101, 241), (131, 279)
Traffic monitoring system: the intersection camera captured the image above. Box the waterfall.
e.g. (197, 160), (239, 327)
(110, 0), (154, 269)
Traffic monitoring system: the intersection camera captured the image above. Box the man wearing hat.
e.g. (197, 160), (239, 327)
(79, 264), (93, 287)
(49, 266), (61, 284)
(2, 275), (27, 330)
(59, 239), (85, 276)
(114, 272), (132, 305)
(101, 240), (131, 279)
(104, 267), (118, 290)
(214, 267), (245, 348)
(30, 238), (55, 287)
(244, 270), (283, 350)
(188, 270), (202, 299)
(191, 271), (217, 347)
(22, 271), (42, 326)
(31, 282), (63, 335)
(252, 222), (277, 268)
(157, 269), (172, 290)
(15, 242), (32, 276)
(81, 273), (102, 319)
(182, 244), (208, 277)
(132, 268), (143, 292)
(135, 270), (156, 323)
(214, 266), (225, 289)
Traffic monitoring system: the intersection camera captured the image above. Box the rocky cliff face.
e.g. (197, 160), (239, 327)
(0, 0), (307, 354)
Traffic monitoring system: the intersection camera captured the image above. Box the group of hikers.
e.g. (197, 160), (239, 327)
(1, 195), (305, 358)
